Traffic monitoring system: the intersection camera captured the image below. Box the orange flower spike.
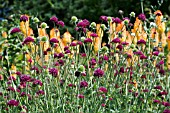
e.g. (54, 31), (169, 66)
(10, 64), (17, 78)
(167, 31), (170, 51)
(2, 31), (7, 38)
(62, 30), (72, 47)
(20, 15), (30, 36)
(167, 54), (170, 70)
(109, 22), (116, 41)
(154, 10), (165, 34)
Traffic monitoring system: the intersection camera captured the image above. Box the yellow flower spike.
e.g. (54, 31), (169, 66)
(133, 80), (138, 89)
(167, 54), (170, 70)
(62, 30), (72, 47)
(154, 10), (165, 34)
(96, 24), (103, 40)
(50, 28), (60, 39)
(161, 33), (167, 48)
(167, 31), (170, 51)
(109, 22), (116, 41)
(126, 31), (132, 45)
(20, 15), (30, 37)
(38, 28), (48, 37)
(2, 31), (7, 38)
(10, 64), (17, 78)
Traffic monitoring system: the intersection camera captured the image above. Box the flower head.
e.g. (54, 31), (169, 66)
(100, 16), (107, 22)
(50, 38), (59, 44)
(138, 13), (146, 21)
(49, 68), (58, 77)
(80, 81), (88, 88)
(111, 38), (121, 43)
(90, 33), (98, 37)
(50, 16), (58, 23)
(23, 36), (34, 44)
(94, 68), (104, 77)
(99, 87), (108, 93)
(20, 15), (28, 22)
(10, 28), (21, 34)
(57, 21), (65, 27)
(7, 99), (19, 106)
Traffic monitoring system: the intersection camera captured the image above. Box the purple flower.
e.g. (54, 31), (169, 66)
(57, 53), (64, 58)
(23, 36), (34, 45)
(99, 87), (108, 93)
(68, 83), (76, 87)
(117, 44), (123, 51)
(49, 68), (58, 77)
(32, 79), (43, 86)
(70, 42), (77, 46)
(20, 92), (26, 97)
(162, 102), (170, 107)
(10, 28), (21, 34)
(90, 58), (97, 65)
(159, 60), (164, 65)
(77, 19), (90, 28)
(159, 69), (165, 75)
(7, 99), (19, 106)
(77, 94), (84, 99)
(36, 90), (45, 95)
(114, 17), (122, 24)
(58, 59), (64, 66)
(20, 74), (31, 82)
(138, 13), (146, 21)
(100, 16), (107, 22)
(153, 99), (160, 104)
(154, 85), (162, 90)
(80, 81), (88, 88)
(153, 51), (159, 56)
(84, 38), (92, 43)
(143, 89), (149, 92)
(163, 109), (170, 113)
(119, 67), (124, 73)
(57, 21), (64, 27)
(50, 16), (58, 23)
(111, 38), (121, 43)
(159, 91), (168, 95)
(134, 50), (143, 55)
(137, 39), (146, 45)
(65, 49), (71, 54)
(140, 54), (147, 59)
(50, 38), (59, 43)
(64, 46), (69, 51)
(94, 68), (104, 77)
(7, 86), (15, 92)
(103, 55), (109, 61)
(20, 15), (28, 22)
(90, 33), (98, 37)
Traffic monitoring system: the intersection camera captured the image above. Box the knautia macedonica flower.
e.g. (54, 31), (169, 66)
(94, 68), (104, 77)
(154, 85), (162, 90)
(49, 68), (58, 77)
(100, 16), (107, 22)
(99, 87), (108, 93)
(138, 13), (146, 21)
(77, 19), (90, 28)
(20, 15), (28, 22)
(137, 39), (146, 45)
(57, 21), (65, 27)
(50, 38), (59, 44)
(80, 81), (88, 88)
(163, 109), (170, 113)
(77, 94), (84, 99)
(36, 90), (45, 95)
(20, 74), (31, 82)
(113, 17), (122, 24)
(84, 38), (92, 43)
(7, 99), (19, 106)
(50, 16), (58, 23)
(10, 28), (21, 34)
(23, 36), (34, 44)
(90, 33), (98, 37)
(111, 37), (121, 43)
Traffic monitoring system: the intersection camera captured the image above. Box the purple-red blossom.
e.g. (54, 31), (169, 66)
(50, 38), (59, 43)
(100, 16), (107, 22)
(10, 28), (21, 34)
(99, 87), (108, 93)
(138, 13), (146, 21)
(84, 38), (92, 43)
(94, 68), (104, 77)
(7, 99), (19, 106)
(50, 16), (58, 23)
(90, 33), (98, 37)
(23, 36), (34, 44)
(80, 81), (88, 88)
(57, 21), (64, 27)
(49, 68), (58, 77)
(20, 15), (28, 22)
(111, 38), (121, 43)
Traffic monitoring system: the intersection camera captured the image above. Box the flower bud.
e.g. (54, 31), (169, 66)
(130, 12), (135, 17)
(90, 22), (96, 29)
(78, 65), (85, 72)
(71, 16), (78, 23)
(101, 24), (107, 31)
(107, 17), (112, 22)
(80, 36), (86, 42)
(41, 36), (48, 42)
(41, 22), (48, 29)
(33, 17), (39, 23)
